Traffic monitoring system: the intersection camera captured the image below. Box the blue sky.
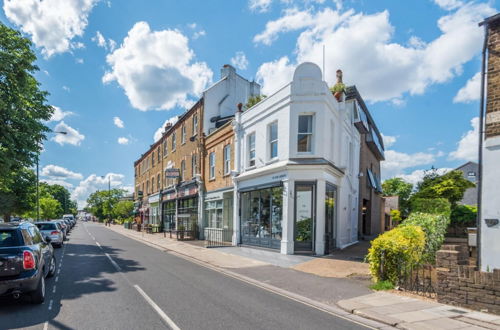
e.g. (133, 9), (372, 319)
(1, 0), (496, 207)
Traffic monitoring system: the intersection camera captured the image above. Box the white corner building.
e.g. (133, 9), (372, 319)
(232, 62), (361, 255)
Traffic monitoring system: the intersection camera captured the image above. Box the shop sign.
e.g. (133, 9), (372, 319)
(271, 173), (287, 181)
(165, 168), (180, 178)
(205, 191), (224, 201)
(148, 193), (160, 203)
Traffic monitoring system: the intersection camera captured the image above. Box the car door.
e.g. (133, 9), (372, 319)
(29, 226), (50, 276)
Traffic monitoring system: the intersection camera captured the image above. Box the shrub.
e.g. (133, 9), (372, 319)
(410, 198), (451, 217)
(401, 212), (450, 262)
(370, 280), (394, 291)
(451, 205), (477, 227)
(367, 225), (426, 284)
(390, 209), (402, 224)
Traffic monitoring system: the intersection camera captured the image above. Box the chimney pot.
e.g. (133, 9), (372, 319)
(237, 103), (243, 112)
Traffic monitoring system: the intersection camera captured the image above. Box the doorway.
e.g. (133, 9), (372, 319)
(294, 182), (316, 253)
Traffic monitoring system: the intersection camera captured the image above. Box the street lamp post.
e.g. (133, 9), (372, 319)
(101, 175), (111, 225)
(37, 130), (67, 221)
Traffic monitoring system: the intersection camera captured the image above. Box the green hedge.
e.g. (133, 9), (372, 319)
(410, 198), (451, 216)
(401, 212), (450, 262)
(450, 205), (477, 227)
(367, 225), (426, 284)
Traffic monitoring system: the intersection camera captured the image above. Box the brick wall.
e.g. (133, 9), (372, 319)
(486, 20), (500, 138)
(436, 244), (500, 314)
(204, 121), (234, 192)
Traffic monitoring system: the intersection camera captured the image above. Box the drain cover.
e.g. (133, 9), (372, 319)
(448, 309), (467, 314)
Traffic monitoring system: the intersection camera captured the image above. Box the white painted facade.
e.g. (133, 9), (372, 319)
(231, 62), (360, 255)
(480, 135), (500, 271)
(202, 65), (260, 135)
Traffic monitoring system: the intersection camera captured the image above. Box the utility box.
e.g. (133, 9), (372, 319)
(467, 227), (477, 247)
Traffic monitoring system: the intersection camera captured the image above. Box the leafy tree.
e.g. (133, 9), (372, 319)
(0, 167), (36, 221)
(0, 23), (53, 180)
(382, 178), (413, 217)
(245, 95), (266, 109)
(112, 200), (134, 223)
(86, 189), (125, 221)
(40, 182), (77, 216)
(39, 197), (62, 220)
(412, 170), (475, 207)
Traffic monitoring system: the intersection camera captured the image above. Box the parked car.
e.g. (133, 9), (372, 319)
(63, 215), (75, 228)
(0, 222), (56, 304)
(35, 222), (64, 248)
(52, 220), (68, 240)
(63, 219), (72, 231)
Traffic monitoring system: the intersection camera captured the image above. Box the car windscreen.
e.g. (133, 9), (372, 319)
(35, 223), (57, 231)
(0, 230), (22, 247)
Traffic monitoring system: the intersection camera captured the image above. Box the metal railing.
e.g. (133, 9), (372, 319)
(204, 228), (233, 248)
(169, 230), (197, 241)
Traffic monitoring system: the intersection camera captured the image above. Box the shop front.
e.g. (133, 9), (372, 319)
(162, 188), (176, 231)
(148, 193), (161, 227)
(240, 183), (283, 250)
(204, 188), (234, 242)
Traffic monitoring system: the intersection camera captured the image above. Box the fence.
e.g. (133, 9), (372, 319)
(204, 228), (233, 248)
(169, 229), (198, 241)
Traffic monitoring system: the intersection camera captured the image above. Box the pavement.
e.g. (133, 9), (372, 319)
(104, 223), (500, 330)
(0, 222), (387, 330)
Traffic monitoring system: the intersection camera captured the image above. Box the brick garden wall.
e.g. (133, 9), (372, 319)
(436, 244), (500, 314)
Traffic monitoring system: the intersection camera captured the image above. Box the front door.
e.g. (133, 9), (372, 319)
(294, 183), (315, 253)
(324, 184), (337, 254)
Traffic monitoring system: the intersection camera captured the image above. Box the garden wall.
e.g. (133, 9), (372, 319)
(436, 244), (500, 314)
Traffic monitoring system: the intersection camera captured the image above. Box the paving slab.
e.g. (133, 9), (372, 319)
(389, 310), (445, 323)
(455, 316), (500, 330)
(398, 318), (470, 330)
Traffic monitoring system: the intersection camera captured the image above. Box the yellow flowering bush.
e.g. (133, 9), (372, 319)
(367, 225), (426, 284)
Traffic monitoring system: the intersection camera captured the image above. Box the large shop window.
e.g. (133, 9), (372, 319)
(178, 197), (198, 230)
(205, 200), (223, 229)
(162, 201), (176, 231)
(241, 186), (283, 249)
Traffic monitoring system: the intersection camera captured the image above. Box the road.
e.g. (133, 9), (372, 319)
(0, 222), (370, 330)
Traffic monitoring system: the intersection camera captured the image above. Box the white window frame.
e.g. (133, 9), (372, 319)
(268, 121), (278, 160)
(223, 145), (231, 175)
(192, 114), (198, 136)
(209, 152), (216, 179)
(191, 154), (197, 178)
(181, 125), (186, 144)
(172, 132), (176, 151)
(297, 114), (314, 153)
(248, 133), (256, 167)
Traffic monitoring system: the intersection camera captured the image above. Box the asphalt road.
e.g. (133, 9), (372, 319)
(0, 222), (371, 330)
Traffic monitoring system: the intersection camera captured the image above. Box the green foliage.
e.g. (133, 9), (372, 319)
(40, 182), (77, 216)
(86, 189), (126, 221)
(39, 197), (62, 220)
(367, 225), (426, 284)
(370, 280), (394, 291)
(390, 209), (402, 224)
(0, 23), (53, 180)
(401, 212), (450, 262)
(450, 205), (477, 227)
(410, 198), (451, 217)
(296, 218), (312, 242)
(330, 82), (346, 93)
(245, 95), (266, 109)
(413, 169), (475, 206)
(112, 200), (134, 223)
(0, 167), (36, 220)
(382, 178), (413, 217)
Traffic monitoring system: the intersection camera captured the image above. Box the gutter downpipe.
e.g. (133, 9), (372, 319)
(477, 23), (488, 270)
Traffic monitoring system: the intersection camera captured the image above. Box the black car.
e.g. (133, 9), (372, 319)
(0, 222), (56, 304)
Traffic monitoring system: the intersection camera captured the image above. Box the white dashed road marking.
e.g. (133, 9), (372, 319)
(134, 285), (181, 330)
(105, 253), (122, 272)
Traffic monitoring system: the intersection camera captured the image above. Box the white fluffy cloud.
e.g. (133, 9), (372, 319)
(434, 0), (463, 10)
(92, 30), (116, 51)
(249, 0), (273, 12)
(41, 164), (83, 180)
(255, 3), (495, 101)
(382, 149), (437, 179)
(52, 121), (85, 146)
(396, 167), (452, 186)
(113, 116), (124, 128)
(381, 134), (397, 148)
(117, 137), (129, 145)
(449, 117), (479, 162)
(102, 21), (213, 111)
(154, 116), (179, 142)
(454, 72), (481, 103)
(49, 106), (73, 122)
(72, 173), (125, 208)
(41, 179), (74, 189)
(230, 51), (249, 70)
(3, 0), (98, 57)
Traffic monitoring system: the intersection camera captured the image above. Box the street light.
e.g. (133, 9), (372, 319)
(36, 130), (67, 221)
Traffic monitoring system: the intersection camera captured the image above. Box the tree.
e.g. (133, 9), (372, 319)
(0, 167), (36, 221)
(382, 178), (413, 217)
(86, 189), (125, 221)
(112, 200), (134, 223)
(0, 23), (53, 180)
(245, 95), (266, 109)
(39, 197), (62, 220)
(412, 170), (475, 207)
(40, 183), (77, 216)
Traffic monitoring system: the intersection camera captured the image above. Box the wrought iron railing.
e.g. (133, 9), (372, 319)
(204, 228), (233, 248)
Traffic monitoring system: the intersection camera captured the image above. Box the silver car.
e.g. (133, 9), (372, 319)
(52, 220), (68, 239)
(35, 222), (64, 248)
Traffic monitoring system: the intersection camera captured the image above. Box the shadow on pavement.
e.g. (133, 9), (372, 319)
(0, 240), (145, 329)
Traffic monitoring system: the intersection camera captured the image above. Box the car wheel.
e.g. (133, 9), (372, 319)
(31, 274), (45, 304)
(47, 256), (56, 278)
